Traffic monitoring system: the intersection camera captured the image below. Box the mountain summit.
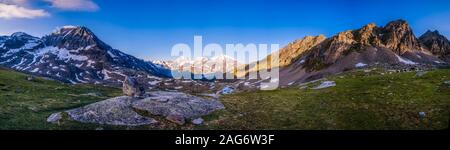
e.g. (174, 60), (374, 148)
(419, 30), (450, 61)
(0, 26), (171, 86)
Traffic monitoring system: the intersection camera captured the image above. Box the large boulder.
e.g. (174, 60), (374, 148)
(132, 91), (225, 125)
(62, 96), (157, 126)
(123, 76), (145, 98)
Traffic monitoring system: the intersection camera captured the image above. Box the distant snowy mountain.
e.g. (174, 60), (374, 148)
(155, 55), (242, 74)
(0, 26), (171, 85)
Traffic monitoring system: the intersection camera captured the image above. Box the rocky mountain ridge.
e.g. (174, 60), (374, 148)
(0, 26), (171, 86)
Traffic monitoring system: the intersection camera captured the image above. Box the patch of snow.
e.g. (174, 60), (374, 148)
(107, 50), (117, 58)
(75, 74), (87, 83)
(75, 63), (83, 68)
(148, 80), (161, 86)
(101, 69), (112, 80)
(113, 71), (126, 77)
(395, 55), (417, 65)
(34, 46), (88, 62)
(31, 68), (39, 73)
(299, 59), (305, 64)
(355, 62), (367, 68)
(69, 80), (77, 84)
(312, 81), (336, 90)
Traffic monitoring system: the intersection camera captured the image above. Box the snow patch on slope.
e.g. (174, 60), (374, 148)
(395, 54), (417, 65)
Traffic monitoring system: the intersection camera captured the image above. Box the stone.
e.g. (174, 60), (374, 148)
(166, 112), (185, 125)
(418, 112), (426, 118)
(219, 86), (235, 95)
(192, 118), (204, 125)
(444, 81), (450, 85)
(132, 91), (225, 124)
(122, 76), (145, 98)
(65, 96), (157, 126)
(415, 71), (427, 77)
(312, 81), (336, 89)
(26, 76), (36, 81)
(47, 112), (62, 123)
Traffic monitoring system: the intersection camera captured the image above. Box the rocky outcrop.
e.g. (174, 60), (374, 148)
(47, 91), (224, 126)
(57, 96), (158, 126)
(240, 35), (326, 77)
(132, 91), (225, 125)
(381, 20), (422, 54)
(278, 35), (327, 67)
(419, 30), (450, 60)
(301, 19), (439, 71)
(122, 76), (145, 97)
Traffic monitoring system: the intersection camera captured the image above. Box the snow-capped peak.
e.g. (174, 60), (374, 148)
(11, 32), (29, 37)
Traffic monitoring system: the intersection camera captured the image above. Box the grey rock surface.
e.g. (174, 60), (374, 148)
(132, 91), (225, 125)
(123, 76), (145, 97)
(47, 112), (62, 123)
(66, 96), (157, 126)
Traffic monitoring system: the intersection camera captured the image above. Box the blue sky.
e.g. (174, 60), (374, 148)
(1, 0), (450, 61)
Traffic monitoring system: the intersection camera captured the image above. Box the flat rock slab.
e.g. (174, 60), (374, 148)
(132, 91), (225, 123)
(64, 96), (157, 126)
(47, 91), (225, 126)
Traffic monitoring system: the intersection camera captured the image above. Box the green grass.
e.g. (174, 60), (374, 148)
(1, 67), (449, 130)
(0, 68), (122, 130)
(202, 69), (450, 130)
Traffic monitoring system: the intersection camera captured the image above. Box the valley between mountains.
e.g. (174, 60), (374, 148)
(0, 19), (449, 130)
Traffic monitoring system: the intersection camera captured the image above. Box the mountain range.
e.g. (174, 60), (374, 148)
(240, 19), (449, 86)
(153, 55), (241, 74)
(1, 19), (449, 88)
(0, 26), (171, 86)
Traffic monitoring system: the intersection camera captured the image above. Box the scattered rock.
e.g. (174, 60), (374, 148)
(47, 112), (62, 123)
(418, 112), (426, 118)
(219, 86), (235, 95)
(65, 96), (158, 126)
(444, 81), (450, 85)
(26, 76), (36, 81)
(312, 81), (336, 89)
(132, 91), (225, 124)
(123, 76), (145, 98)
(191, 118), (204, 125)
(166, 112), (186, 125)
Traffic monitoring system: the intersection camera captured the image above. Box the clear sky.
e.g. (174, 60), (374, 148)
(1, 0), (450, 61)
